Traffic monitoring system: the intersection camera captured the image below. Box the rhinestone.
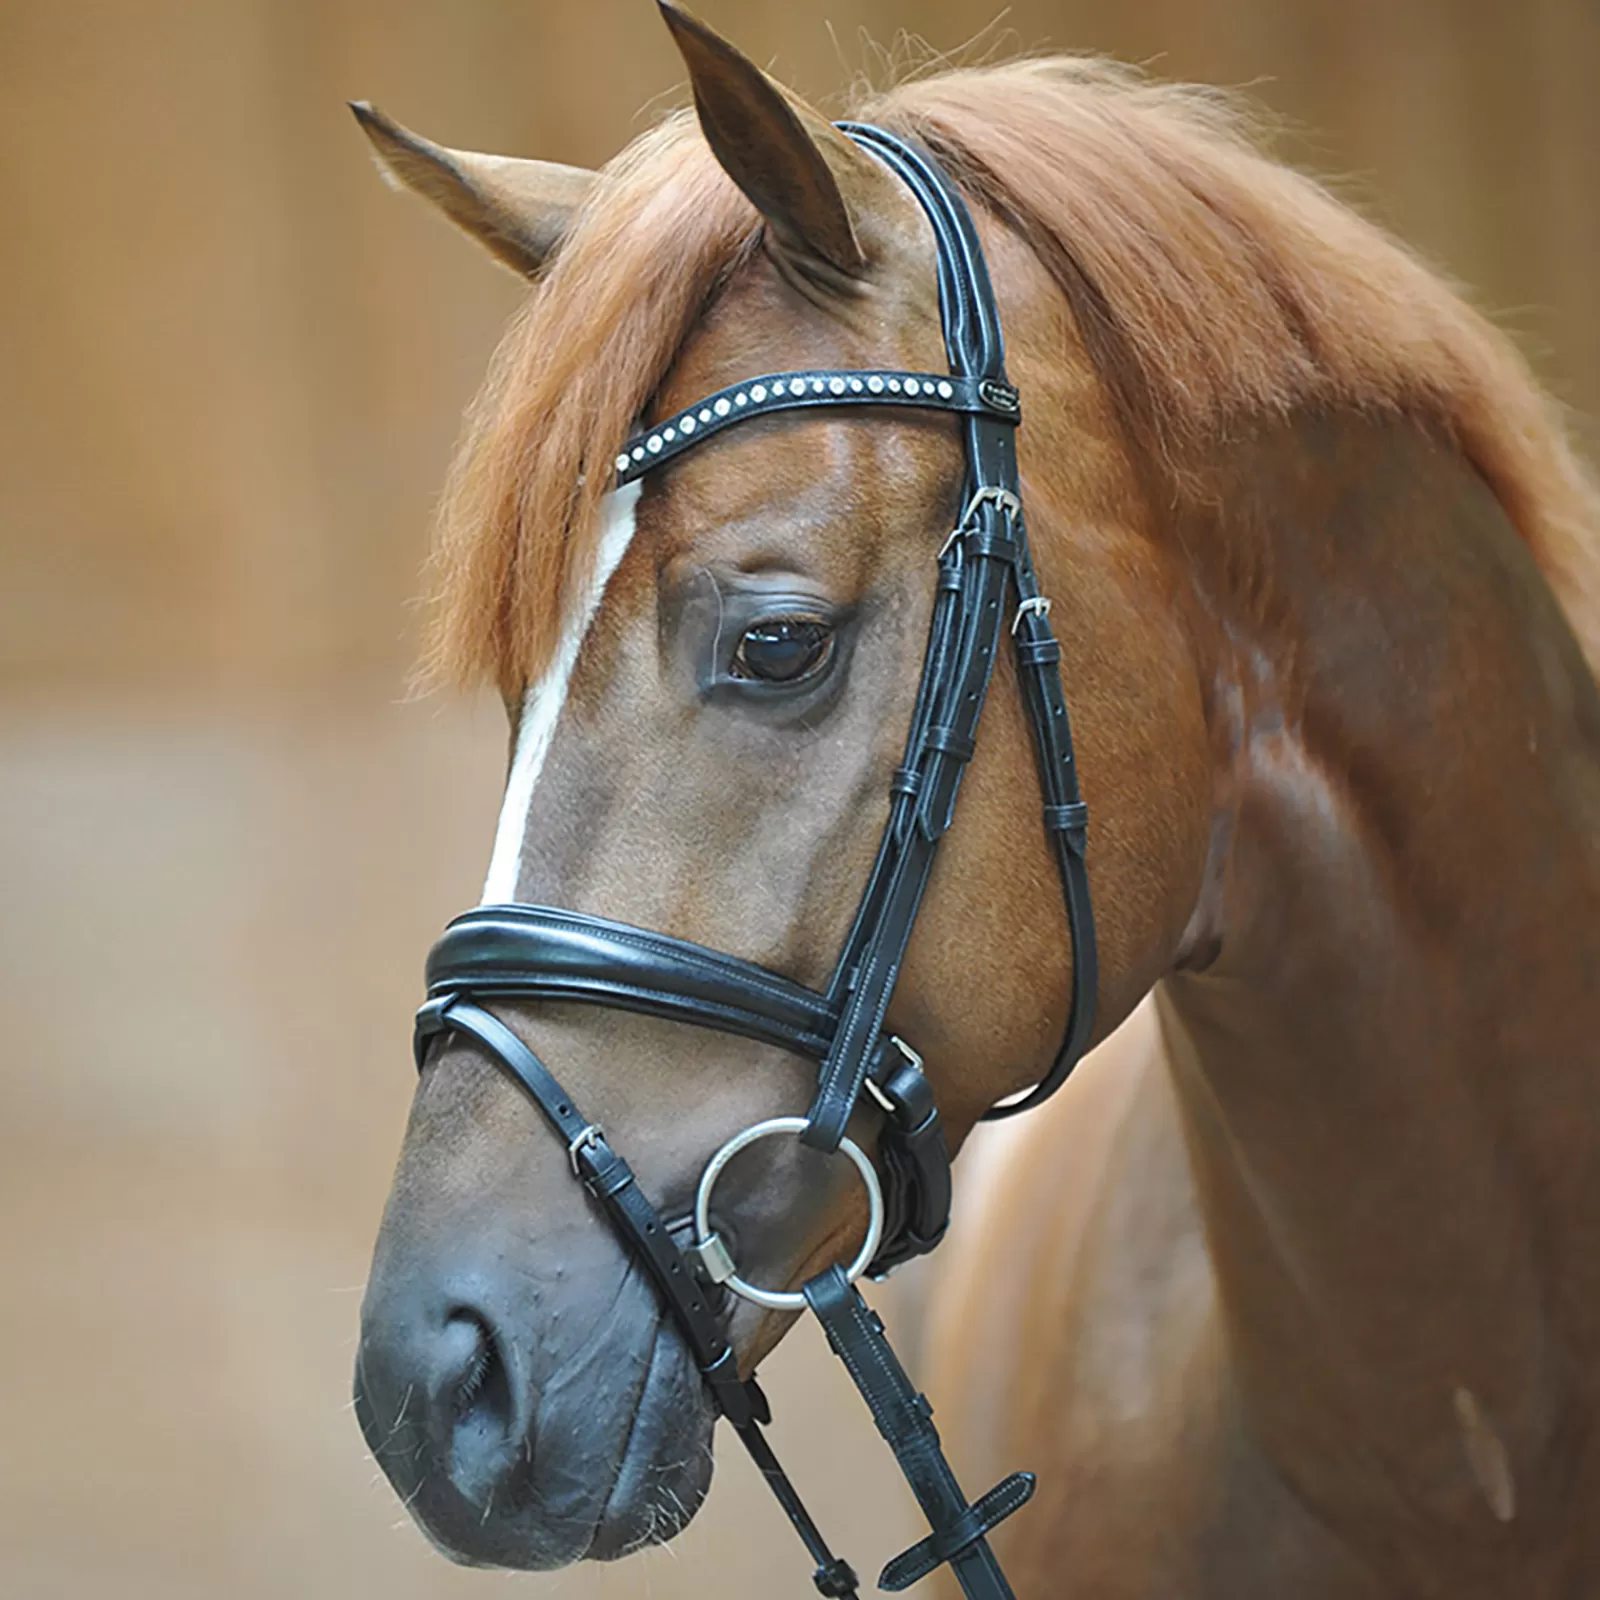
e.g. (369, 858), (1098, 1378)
(663, 426), (676, 441)
(751, 384), (767, 402)
(867, 375), (884, 394)
(699, 408), (713, 423)
(849, 378), (864, 393)
(829, 377), (846, 395)
(680, 414), (697, 434)
(938, 380), (954, 399)
(615, 454), (630, 472)
(735, 391), (748, 406)
(632, 446), (646, 461)
(888, 377), (903, 392)
(647, 435), (663, 453)
(714, 398), (731, 417)
(904, 378), (921, 396)
(771, 379), (787, 395)
(806, 377), (821, 393)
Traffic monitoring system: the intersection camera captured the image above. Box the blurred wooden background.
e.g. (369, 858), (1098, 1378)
(1, 1), (1595, 1596)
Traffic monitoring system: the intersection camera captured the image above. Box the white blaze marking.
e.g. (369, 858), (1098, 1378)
(480, 482), (642, 902)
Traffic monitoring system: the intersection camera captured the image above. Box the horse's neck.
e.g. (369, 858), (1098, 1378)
(1158, 409), (1600, 1541)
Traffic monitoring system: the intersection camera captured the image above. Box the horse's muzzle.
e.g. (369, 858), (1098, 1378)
(353, 1259), (714, 1568)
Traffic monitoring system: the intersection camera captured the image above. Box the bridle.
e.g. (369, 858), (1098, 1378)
(412, 126), (1097, 1599)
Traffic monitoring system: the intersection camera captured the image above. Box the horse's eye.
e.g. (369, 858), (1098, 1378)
(732, 617), (834, 684)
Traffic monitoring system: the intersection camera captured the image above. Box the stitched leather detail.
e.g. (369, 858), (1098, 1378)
(879, 1473), (1037, 1591)
(805, 1268), (1029, 1600)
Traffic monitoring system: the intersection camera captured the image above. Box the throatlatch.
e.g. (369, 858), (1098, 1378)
(415, 124), (1097, 1598)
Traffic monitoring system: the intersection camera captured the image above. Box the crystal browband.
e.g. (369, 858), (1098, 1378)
(615, 368), (1021, 486)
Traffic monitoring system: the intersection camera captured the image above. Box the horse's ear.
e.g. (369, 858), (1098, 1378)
(350, 102), (595, 279)
(658, 1), (894, 283)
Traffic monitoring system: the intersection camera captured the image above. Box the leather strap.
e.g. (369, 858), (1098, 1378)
(417, 999), (860, 1598)
(804, 126), (1084, 1154)
(803, 1267), (1034, 1599)
(422, 1000), (758, 1423)
(423, 905), (839, 1062)
(984, 534), (1099, 1119)
(880, 1474), (1037, 1593)
(866, 1048), (951, 1268)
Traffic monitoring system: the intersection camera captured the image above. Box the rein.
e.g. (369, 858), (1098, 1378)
(413, 126), (1097, 1598)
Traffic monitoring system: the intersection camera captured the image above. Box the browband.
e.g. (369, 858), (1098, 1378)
(614, 368), (1019, 486)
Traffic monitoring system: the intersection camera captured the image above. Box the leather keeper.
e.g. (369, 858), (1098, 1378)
(961, 526), (1019, 562)
(926, 725), (977, 763)
(1015, 635), (1061, 667)
(1043, 801), (1089, 844)
(1043, 801), (1088, 830)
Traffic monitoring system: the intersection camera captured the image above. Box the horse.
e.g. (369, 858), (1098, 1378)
(351, 5), (1600, 1594)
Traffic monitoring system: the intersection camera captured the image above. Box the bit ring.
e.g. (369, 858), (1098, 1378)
(693, 1116), (884, 1311)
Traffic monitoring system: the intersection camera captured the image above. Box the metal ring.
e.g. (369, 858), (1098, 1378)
(693, 1116), (884, 1311)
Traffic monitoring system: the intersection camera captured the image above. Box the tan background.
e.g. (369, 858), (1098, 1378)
(2, 2), (1595, 1596)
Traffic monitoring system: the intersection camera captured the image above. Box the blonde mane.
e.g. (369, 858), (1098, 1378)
(425, 60), (1600, 693)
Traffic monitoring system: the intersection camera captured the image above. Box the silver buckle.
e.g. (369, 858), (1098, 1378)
(863, 1077), (896, 1113)
(1012, 595), (1052, 634)
(865, 1035), (924, 1112)
(941, 488), (1023, 561)
(888, 1035), (924, 1071)
(566, 1123), (604, 1175)
(961, 485), (1022, 524)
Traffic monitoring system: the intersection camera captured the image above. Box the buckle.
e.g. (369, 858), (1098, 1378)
(865, 1035), (924, 1114)
(960, 485), (1021, 524)
(566, 1122), (605, 1176)
(1012, 594), (1052, 634)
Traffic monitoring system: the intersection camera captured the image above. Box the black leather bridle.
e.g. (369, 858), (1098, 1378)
(412, 126), (1097, 1598)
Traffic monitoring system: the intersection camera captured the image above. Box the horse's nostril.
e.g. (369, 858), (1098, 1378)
(443, 1310), (493, 1412)
(445, 1309), (511, 1421)
(443, 1308), (519, 1500)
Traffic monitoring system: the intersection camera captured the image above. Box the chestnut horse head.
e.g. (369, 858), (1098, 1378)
(352, 2), (1600, 1580)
